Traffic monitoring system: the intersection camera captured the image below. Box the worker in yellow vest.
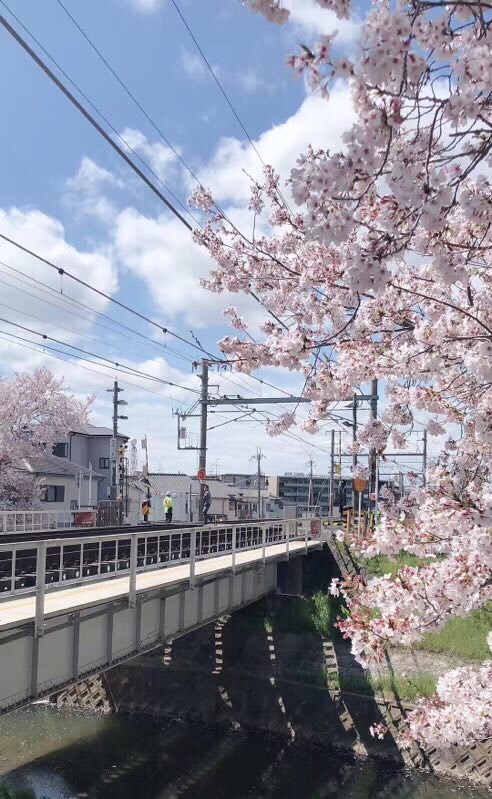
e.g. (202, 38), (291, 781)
(163, 492), (174, 523)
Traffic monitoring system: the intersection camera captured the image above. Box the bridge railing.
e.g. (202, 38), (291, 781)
(0, 510), (84, 534)
(0, 519), (314, 603)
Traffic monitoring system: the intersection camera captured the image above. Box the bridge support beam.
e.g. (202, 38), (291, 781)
(277, 556), (304, 596)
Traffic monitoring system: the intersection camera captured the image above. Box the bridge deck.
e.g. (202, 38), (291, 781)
(0, 540), (319, 631)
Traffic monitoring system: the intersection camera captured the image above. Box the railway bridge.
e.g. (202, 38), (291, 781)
(0, 519), (321, 715)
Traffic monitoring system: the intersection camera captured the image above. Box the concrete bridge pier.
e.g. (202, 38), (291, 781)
(277, 556), (303, 596)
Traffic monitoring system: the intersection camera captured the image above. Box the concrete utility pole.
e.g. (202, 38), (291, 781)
(199, 359), (209, 521)
(369, 378), (378, 512)
(107, 380), (127, 502)
(306, 457), (315, 510)
(422, 429), (428, 486)
(352, 393), (358, 472)
(329, 429), (335, 520)
(250, 448), (266, 519)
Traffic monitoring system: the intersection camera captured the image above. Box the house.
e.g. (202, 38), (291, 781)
(52, 424), (129, 502)
(24, 453), (105, 511)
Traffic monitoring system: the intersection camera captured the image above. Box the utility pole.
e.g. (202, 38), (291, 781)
(352, 393), (358, 471)
(329, 429), (335, 522)
(107, 380), (127, 501)
(199, 359), (209, 521)
(306, 457), (315, 511)
(250, 448), (266, 519)
(422, 429), (427, 486)
(142, 435), (151, 522)
(369, 378), (378, 512)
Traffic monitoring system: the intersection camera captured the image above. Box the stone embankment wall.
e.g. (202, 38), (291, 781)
(58, 547), (491, 789)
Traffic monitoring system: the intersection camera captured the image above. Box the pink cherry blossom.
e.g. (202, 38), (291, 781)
(189, 0), (492, 747)
(0, 368), (91, 508)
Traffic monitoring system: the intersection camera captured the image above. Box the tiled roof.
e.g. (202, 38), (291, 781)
(147, 473), (265, 499)
(70, 423), (129, 440)
(21, 454), (104, 479)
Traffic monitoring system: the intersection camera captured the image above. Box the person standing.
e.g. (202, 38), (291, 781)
(202, 485), (212, 525)
(163, 492), (174, 523)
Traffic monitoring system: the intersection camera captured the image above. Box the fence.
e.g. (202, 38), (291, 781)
(0, 511), (86, 535)
(0, 518), (313, 601)
(0, 502), (125, 535)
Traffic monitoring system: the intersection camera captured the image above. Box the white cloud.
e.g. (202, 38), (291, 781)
(129, 0), (165, 12)
(286, 0), (359, 44)
(65, 157), (123, 224)
(112, 207), (264, 328)
(0, 207), (117, 370)
(181, 50), (206, 78)
(120, 128), (178, 182)
(235, 67), (270, 94)
(180, 50), (220, 80)
(193, 86), (354, 206)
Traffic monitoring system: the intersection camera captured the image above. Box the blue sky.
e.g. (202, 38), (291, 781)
(0, 0), (384, 476)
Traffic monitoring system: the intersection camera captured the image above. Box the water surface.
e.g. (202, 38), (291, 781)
(0, 706), (488, 798)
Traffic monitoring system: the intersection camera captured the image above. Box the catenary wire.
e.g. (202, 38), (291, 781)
(0, 232), (220, 359)
(0, 7), (321, 404)
(0, 315), (202, 394)
(0, 331), (186, 402)
(0, 9), (194, 231)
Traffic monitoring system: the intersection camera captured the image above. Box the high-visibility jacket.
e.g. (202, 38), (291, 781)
(163, 496), (174, 511)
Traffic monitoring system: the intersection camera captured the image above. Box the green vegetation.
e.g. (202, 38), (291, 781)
(237, 592), (344, 638)
(417, 604), (492, 661)
(362, 553), (491, 661)
(0, 786), (40, 799)
(362, 552), (429, 577)
(321, 670), (436, 701)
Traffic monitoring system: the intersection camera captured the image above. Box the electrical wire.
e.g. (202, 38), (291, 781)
(0, 330), (184, 402)
(0, 232), (221, 359)
(0, 5), (327, 407)
(0, 315), (202, 394)
(54, 0), (207, 194)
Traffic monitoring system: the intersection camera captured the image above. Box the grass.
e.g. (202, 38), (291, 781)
(320, 671), (437, 702)
(362, 552), (430, 577)
(362, 553), (492, 662)
(237, 592), (344, 639)
(417, 604), (492, 661)
(338, 673), (437, 702)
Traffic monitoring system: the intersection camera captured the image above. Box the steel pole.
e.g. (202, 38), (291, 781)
(329, 429), (335, 533)
(199, 360), (209, 522)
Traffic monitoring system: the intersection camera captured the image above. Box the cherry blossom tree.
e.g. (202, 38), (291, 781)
(190, 0), (492, 746)
(0, 368), (91, 509)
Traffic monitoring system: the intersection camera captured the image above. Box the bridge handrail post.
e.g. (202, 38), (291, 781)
(304, 525), (308, 554)
(129, 533), (138, 608)
(262, 524), (266, 564)
(231, 525), (236, 574)
(34, 541), (47, 638)
(190, 529), (196, 589)
(286, 521), (290, 559)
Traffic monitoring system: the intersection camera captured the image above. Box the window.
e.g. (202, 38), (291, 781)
(70, 500), (78, 510)
(52, 442), (68, 458)
(99, 457), (110, 469)
(42, 485), (65, 503)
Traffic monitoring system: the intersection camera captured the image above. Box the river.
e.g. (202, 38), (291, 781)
(0, 706), (488, 798)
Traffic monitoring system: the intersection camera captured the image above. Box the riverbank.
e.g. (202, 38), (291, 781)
(103, 593), (492, 789)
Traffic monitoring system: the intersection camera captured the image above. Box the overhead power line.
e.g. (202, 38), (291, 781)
(0, 330), (184, 402)
(0, 10), (193, 231)
(54, 0), (205, 192)
(170, 0), (266, 170)
(0, 232), (218, 358)
(0, 314), (201, 394)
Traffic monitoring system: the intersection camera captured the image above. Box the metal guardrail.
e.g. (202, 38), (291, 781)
(0, 519), (312, 600)
(0, 510), (93, 534)
(0, 518), (318, 638)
